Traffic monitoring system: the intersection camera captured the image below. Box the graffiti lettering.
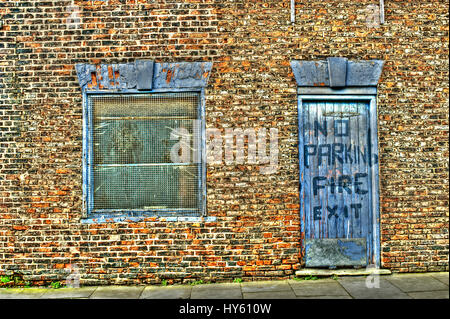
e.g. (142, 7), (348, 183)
(312, 203), (363, 220)
(334, 119), (350, 137)
(312, 173), (368, 196)
(311, 120), (350, 137)
(351, 203), (362, 218)
(327, 205), (339, 219)
(305, 113), (374, 231)
(304, 143), (377, 168)
(314, 120), (327, 137)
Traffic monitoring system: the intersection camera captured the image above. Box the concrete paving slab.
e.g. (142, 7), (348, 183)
(2, 273), (447, 300)
(296, 268), (391, 277)
(408, 290), (449, 299)
(41, 287), (97, 299)
(90, 286), (144, 299)
(243, 291), (297, 299)
(288, 278), (337, 284)
(0, 288), (48, 299)
(386, 274), (448, 292)
(289, 280), (350, 297)
(430, 272), (449, 286)
(241, 281), (291, 293)
(191, 283), (242, 299)
(338, 277), (411, 299)
(140, 286), (192, 299)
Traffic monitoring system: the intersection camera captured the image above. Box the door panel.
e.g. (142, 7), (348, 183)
(300, 99), (374, 267)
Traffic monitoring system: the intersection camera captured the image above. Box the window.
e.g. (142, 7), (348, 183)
(84, 92), (204, 217)
(76, 61), (212, 220)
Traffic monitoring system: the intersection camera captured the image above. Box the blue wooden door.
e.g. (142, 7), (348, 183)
(299, 99), (377, 267)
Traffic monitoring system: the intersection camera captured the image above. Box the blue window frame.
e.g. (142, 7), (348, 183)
(82, 89), (207, 219)
(82, 90), (206, 218)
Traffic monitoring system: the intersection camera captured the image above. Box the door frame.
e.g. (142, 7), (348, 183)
(297, 88), (381, 268)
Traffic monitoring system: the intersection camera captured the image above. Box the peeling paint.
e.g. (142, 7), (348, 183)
(305, 238), (366, 267)
(75, 61), (213, 90)
(291, 59), (383, 87)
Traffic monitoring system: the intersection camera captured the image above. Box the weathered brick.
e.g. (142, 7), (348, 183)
(0, 0), (448, 286)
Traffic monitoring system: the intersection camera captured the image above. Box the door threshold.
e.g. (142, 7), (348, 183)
(295, 268), (391, 277)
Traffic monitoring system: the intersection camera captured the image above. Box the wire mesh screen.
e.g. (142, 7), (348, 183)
(89, 93), (201, 215)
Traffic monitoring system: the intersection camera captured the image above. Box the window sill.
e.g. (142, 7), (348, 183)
(80, 212), (216, 224)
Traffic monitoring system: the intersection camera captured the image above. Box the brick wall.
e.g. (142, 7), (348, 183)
(0, 0), (448, 285)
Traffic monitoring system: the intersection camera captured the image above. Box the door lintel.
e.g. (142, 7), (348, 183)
(290, 58), (384, 88)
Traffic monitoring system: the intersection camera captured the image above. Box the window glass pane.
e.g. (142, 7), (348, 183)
(93, 118), (195, 164)
(93, 165), (199, 210)
(92, 93), (198, 165)
(93, 93), (198, 118)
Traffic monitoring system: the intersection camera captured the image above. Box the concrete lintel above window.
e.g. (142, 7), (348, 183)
(75, 61), (213, 91)
(290, 58), (384, 88)
(297, 87), (377, 95)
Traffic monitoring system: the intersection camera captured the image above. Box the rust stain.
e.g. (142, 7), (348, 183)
(108, 66), (115, 87)
(108, 66), (113, 79)
(89, 72), (97, 88)
(166, 69), (173, 83)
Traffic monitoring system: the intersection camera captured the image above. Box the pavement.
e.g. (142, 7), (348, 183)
(0, 272), (448, 299)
